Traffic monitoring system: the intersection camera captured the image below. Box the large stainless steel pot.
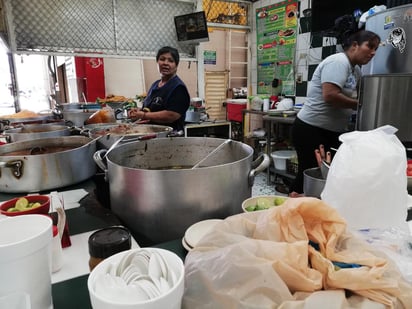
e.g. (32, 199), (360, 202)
(86, 123), (173, 148)
(2, 124), (71, 142)
(0, 136), (96, 193)
(94, 137), (270, 243)
(0, 114), (56, 130)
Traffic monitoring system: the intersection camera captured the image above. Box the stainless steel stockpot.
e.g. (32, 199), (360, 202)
(2, 124), (71, 142)
(0, 136), (96, 193)
(94, 137), (270, 243)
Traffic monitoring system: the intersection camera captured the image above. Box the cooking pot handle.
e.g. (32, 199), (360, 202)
(93, 149), (108, 172)
(0, 134), (11, 143)
(248, 153), (270, 186)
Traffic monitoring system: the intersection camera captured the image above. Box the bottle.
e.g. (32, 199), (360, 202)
(263, 98), (270, 112)
(52, 225), (63, 273)
(88, 226), (132, 271)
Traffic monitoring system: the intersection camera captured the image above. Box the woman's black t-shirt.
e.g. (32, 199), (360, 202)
(143, 75), (190, 131)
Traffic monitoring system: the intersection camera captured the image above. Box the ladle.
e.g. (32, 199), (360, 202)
(103, 135), (125, 159)
(192, 139), (232, 169)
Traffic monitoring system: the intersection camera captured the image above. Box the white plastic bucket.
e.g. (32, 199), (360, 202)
(271, 150), (296, 170)
(0, 215), (53, 309)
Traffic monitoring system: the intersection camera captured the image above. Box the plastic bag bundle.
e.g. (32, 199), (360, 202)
(321, 125), (408, 232)
(182, 198), (412, 309)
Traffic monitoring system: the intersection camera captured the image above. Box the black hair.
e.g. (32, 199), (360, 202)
(343, 30), (381, 50)
(156, 46), (180, 66)
(333, 15), (380, 50)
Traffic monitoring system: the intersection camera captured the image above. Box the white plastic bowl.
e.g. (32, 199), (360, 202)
(271, 150), (296, 170)
(88, 248), (184, 309)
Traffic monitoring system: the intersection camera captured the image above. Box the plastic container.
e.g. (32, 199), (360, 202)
(0, 215), (53, 309)
(263, 98), (270, 111)
(226, 99), (247, 122)
(88, 248), (184, 309)
(52, 225), (63, 273)
(271, 150), (296, 170)
(88, 226), (132, 271)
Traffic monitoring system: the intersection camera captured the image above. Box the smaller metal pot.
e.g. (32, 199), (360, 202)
(2, 124), (71, 143)
(86, 123), (173, 148)
(303, 167), (326, 198)
(62, 110), (96, 127)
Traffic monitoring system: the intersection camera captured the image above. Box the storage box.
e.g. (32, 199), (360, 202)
(226, 99), (247, 122)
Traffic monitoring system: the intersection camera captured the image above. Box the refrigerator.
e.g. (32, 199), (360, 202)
(357, 4), (412, 148)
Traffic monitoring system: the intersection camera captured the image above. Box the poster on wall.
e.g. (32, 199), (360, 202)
(204, 50), (217, 65)
(256, 1), (298, 95)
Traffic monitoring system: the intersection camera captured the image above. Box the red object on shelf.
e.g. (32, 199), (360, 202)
(226, 100), (247, 122)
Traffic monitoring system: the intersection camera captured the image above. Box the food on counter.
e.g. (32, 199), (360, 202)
(85, 108), (116, 124)
(96, 94), (133, 103)
(0, 109), (39, 119)
(0, 195), (50, 216)
(7, 197), (41, 212)
(244, 196), (287, 212)
(92, 123), (160, 136)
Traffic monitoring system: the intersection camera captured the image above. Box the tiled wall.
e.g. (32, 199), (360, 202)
(250, 0), (340, 105)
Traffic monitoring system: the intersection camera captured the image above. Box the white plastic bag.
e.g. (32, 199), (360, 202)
(321, 125), (409, 232)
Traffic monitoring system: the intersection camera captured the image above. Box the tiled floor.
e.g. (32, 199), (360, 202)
(252, 173), (287, 197)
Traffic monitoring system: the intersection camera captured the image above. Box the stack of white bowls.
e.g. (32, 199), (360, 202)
(88, 248), (184, 309)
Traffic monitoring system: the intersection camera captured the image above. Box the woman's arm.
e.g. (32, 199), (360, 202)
(322, 82), (358, 110)
(128, 108), (181, 123)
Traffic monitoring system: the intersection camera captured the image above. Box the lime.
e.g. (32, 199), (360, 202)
(256, 198), (271, 210)
(7, 207), (19, 212)
(274, 197), (287, 206)
(245, 205), (256, 212)
(30, 202), (41, 209)
(15, 197), (29, 211)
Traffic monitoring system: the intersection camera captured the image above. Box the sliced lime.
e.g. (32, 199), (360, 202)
(15, 197), (29, 211)
(30, 202), (41, 209)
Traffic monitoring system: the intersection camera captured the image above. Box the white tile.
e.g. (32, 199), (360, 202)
(308, 47), (323, 65)
(296, 33), (311, 51)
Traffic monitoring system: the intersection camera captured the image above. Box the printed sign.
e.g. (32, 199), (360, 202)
(256, 1), (298, 95)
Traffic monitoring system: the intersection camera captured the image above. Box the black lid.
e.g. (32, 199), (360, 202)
(88, 226), (131, 259)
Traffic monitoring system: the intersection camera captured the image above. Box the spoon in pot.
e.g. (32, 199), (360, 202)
(103, 135), (125, 159)
(192, 139), (232, 169)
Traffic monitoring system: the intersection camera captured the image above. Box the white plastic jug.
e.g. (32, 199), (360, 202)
(0, 215), (53, 309)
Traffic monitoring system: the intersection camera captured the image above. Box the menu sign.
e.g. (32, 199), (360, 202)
(256, 1), (298, 95)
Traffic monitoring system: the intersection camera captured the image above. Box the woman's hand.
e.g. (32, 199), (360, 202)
(314, 144), (332, 167)
(128, 108), (144, 120)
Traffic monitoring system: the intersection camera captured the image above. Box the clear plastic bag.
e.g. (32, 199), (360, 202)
(321, 125), (409, 232)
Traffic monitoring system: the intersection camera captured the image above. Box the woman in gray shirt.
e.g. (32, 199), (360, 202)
(290, 29), (380, 195)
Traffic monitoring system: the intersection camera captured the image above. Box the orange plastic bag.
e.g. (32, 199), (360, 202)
(182, 197), (412, 309)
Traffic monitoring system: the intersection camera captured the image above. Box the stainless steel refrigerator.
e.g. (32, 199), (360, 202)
(357, 4), (412, 145)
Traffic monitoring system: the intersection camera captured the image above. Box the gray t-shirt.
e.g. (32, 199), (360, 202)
(297, 52), (361, 132)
